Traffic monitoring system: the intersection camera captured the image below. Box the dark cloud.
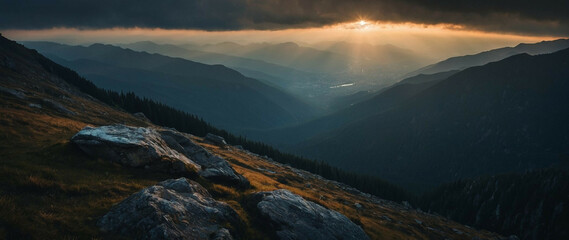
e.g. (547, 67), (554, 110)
(0, 0), (567, 36)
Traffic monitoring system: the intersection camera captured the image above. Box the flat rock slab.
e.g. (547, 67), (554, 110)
(71, 125), (200, 174)
(251, 189), (369, 240)
(71, 125), (248, 187)
(99, 178), (239, 240)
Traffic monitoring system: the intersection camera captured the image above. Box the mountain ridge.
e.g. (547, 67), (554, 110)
(22, 41), (318, 132)
(408, 38), (569, 76)
(297, 48), (569, 192)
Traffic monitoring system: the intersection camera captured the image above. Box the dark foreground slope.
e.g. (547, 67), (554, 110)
(299, 48), (569, 191)
(22, 41), (317, 132)
(0, 35), (508, 239)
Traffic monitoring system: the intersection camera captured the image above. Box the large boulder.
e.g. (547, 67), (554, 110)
(160, 130), (249, 187)
(205, 133), (227, 146)
(99, 178), (240, 240)
(251, 189), (369, 240)
(71, 125), (201, 174)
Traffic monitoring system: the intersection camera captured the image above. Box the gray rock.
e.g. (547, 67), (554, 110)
(72, 125), (248, 186)
(0, 86), (26, 99)
(507, 235), (520, 240)
(205, 133), (227, 146)
(42, 98), (75, 115)
(28, 103), (41, 108)
(211, 228), (233, 240)
(71, 125), (201, 174)
(160, 130), (249, 187)
(99, 178), (239, 240)
(251, 189), (369, 240)
(133, 112), (152, 123)
(452, 228), (464, 235)
(354, 203), (363, 209)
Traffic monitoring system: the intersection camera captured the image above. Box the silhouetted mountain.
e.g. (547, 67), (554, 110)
(199, 41), (429, 80)
(179, 41), (438, 108)
(196, 42), (350, 74)
(118, 41), (320, 95)
(328, 90), (377, 111)
(409, 39), (569, 76)
(397, 70), (460, 85)
(297, 48), (569, 192)
(121, 41), (389, 109)
(23, 41), (317, 132)
(420, 169), (569, 240)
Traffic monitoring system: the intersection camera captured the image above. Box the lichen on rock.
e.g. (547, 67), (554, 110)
(98, 178), (240, 240)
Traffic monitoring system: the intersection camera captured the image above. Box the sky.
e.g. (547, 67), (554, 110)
(1, 0), (567, 58)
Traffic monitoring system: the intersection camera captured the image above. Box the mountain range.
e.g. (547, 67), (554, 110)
(248, 70), (459, 146)
(117, 41), (321, 101)
(409, 39), (569, 76)
(22, 41), (318, 133)
(295, 48), (569, 191)
(121, 41), (432, 108)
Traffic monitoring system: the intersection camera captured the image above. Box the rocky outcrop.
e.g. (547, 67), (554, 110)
(71, 125), (201, 174)
(160, 130), (249, 187)
(0, 86), (26, 99)
(71, 125), (248, 186)
(250, 189), (369, 240)
(205, 133), (227, 146)
(197, 155), (249, 187)
(133, 112), (152, 123)
(99, 178), (240, 240)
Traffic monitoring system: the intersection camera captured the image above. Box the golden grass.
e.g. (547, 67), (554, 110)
(0, 99), (502, 239)
(0, 140), (173, 239)
(0, 72), (503, 239)
(198, 141), (504, 240)
(0, 87), (159, 239)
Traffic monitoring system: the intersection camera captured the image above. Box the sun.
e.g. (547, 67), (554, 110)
(331, 19), (378, 31)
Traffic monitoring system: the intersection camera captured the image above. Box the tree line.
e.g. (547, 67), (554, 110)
(419, 168), (569, 240)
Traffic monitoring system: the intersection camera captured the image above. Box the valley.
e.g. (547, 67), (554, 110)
(1, 1), (568, 239)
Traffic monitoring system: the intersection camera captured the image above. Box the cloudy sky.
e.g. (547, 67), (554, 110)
(1, 0), (567, 35)
(1, 0), (567, 58)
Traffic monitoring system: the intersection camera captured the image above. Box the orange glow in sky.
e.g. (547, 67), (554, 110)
(2, 21), (558, 60)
